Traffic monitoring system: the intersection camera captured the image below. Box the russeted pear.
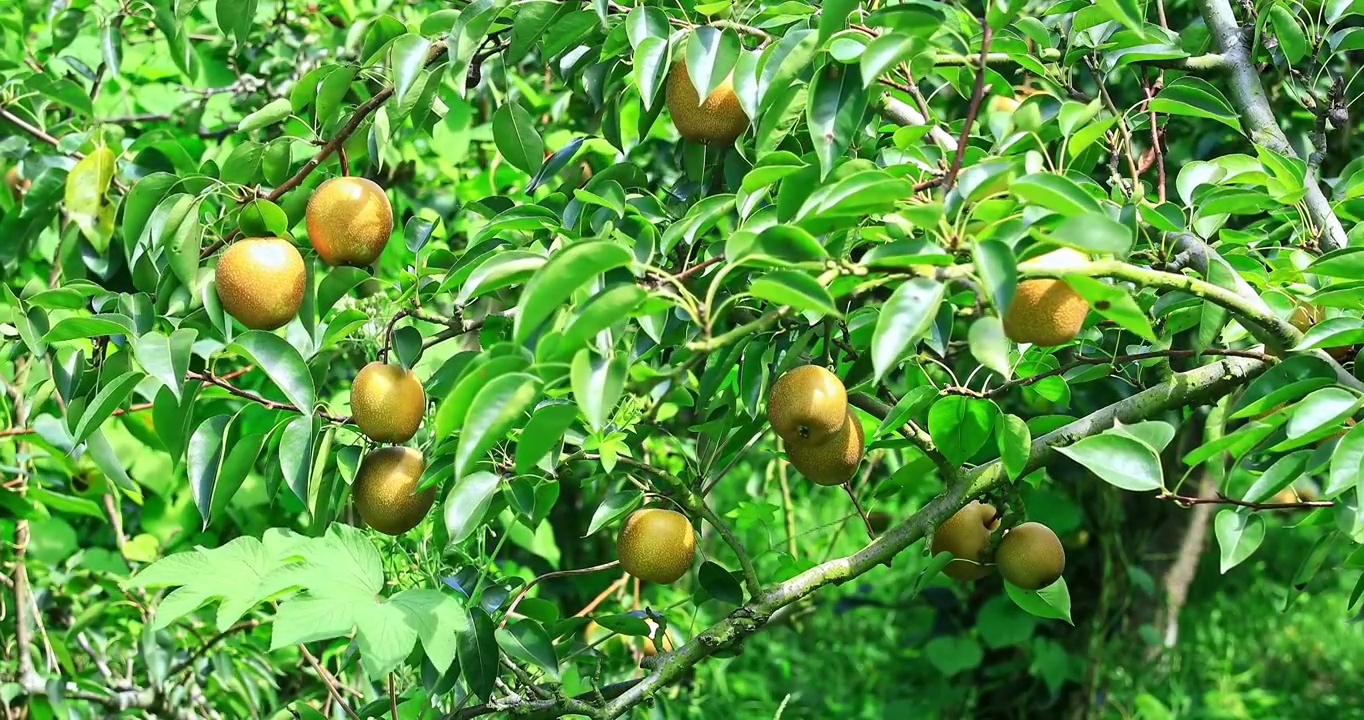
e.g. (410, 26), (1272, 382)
(931, 501), (1001, 581)
(1001, 247), (1090, 346)
(767, 365), (848, 445)
(665, 59), (749, 144)
(351, 362), (426, 444)
(617, 508), (695, 584)
(215, 237), (306, 331)
(995, 522), (1065, 590)
(306, 176), (393, 267)
(352, 446), (434, 536)
(786, 409), (864, 486)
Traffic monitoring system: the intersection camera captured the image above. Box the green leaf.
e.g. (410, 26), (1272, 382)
(227, 331), (317, 412)
(435, 356), (532, 441)
(749, 271), (840, 316)
(967, 318), (1012, 379)
(924, 635), (984, 675)
(974, 239), (1017, 315)
(492, 102), (545, 175)
(44, 314), (134, 344)
(1061, 274), (1155, 341)
(279, 414), (318, 502)
(515, 403), (580, 473)
(1005, 577), (1074, 624)
(133, 328), (196, 401)
(571, 350), (628, 433)
(496, 620), (560, 680)
(455, 251), (547, 306)
(1095, 0), (1146, 35)
(238, 199), (289, 237)
(122, 172), (180, 248)
(215, 0), (258, 43)
(514, 241), (634, 344)
(1150, 77), (1241, 131)
(1214, 509), (1265, 573)
(1229, 355), (1336, 418)
(455, 374), (542, 479)
(1328, 422), (1364, 498)
(448, 0), (513, 98)
(1011, 174), (1103, 216)
(871, 277), (945, 382)
(1056, 432), (1163, 491)
(1285, 387), (1359, 441)
(73, 371), (145, 445)
(859, 31), (924, 88)
(685, 27), (741, 102)
(873, 386), (936, 439)
(65, 147), (117, 253)
(807, 64), (868, 179)
(1295, 317), (1364, 350)
(238, 98), (293, 133)
(317, 266), (371, 318)
(552, 285), (648, 361)
(1269, 4), (1308, 63)
(998, 414), (1031, 480)
(389, 34), (432, 105)
(1242, 451), (1310, 504)
(585, 488), (641, 537)
(927, 396), (998, 465)
(1044, 212), (1134, 255)
(458, 607), (499, 700)
(390, 589), (468, 674)
(697, 561), (743, 604)
(187, 415), (232, 527)
(633, 37), (671, 112)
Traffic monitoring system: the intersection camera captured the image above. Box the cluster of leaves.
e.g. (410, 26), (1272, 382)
(7, 0), (1364, 717)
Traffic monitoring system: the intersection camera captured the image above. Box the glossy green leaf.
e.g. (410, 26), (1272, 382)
(455, 373), (543, 479)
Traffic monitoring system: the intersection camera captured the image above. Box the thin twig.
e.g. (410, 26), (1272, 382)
(299, 644), (362, 720)
(169, 620), (260, 677)
(190, 370), (350, 424)
(499, 561), (621, 629)
(388, 674), (398, 720)
(777, 460), (798, 558)
(843, 483), (876, 540)
(942, 24), (993, 191)
(573, 573), (629, 617)
(1157, 491), (1333, 511)
(940, 348), (1274, 399)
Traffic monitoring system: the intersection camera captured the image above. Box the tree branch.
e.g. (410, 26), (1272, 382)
(201, 41), (452, 257)
(500, 561), (621, 629)
(190, 371), (350, 424)
(943, 24), (994, 191)
(1196, 0), (1347, 251)
(587, 356), (1266, 718)
(1156, 490), (1333, 510)
(847, 393), (955, 478)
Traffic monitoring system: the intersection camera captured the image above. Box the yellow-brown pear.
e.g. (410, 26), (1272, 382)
(767, 365), (848, 445)
(931, 501), (1000, 581)
(995, 522), (1065, 590)
(786, 409), (864, 486)
(352, 446), (435, 536)
(306, 176), (394, 267)
(665, 59), (749, 144)
(351, 362), (426, 444)
(215, 237), (306, 331)
(617, 508), (695, 584)
(1001, 247), (1090, 346)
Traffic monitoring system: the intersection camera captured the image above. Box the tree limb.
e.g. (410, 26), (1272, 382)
(1196, 0), (1347, 251)
(587, 357), (1268, 718)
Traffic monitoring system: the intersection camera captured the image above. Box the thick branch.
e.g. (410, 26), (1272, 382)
(590, 357), (1268, 718)
(1196, 0), (1346, 251)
